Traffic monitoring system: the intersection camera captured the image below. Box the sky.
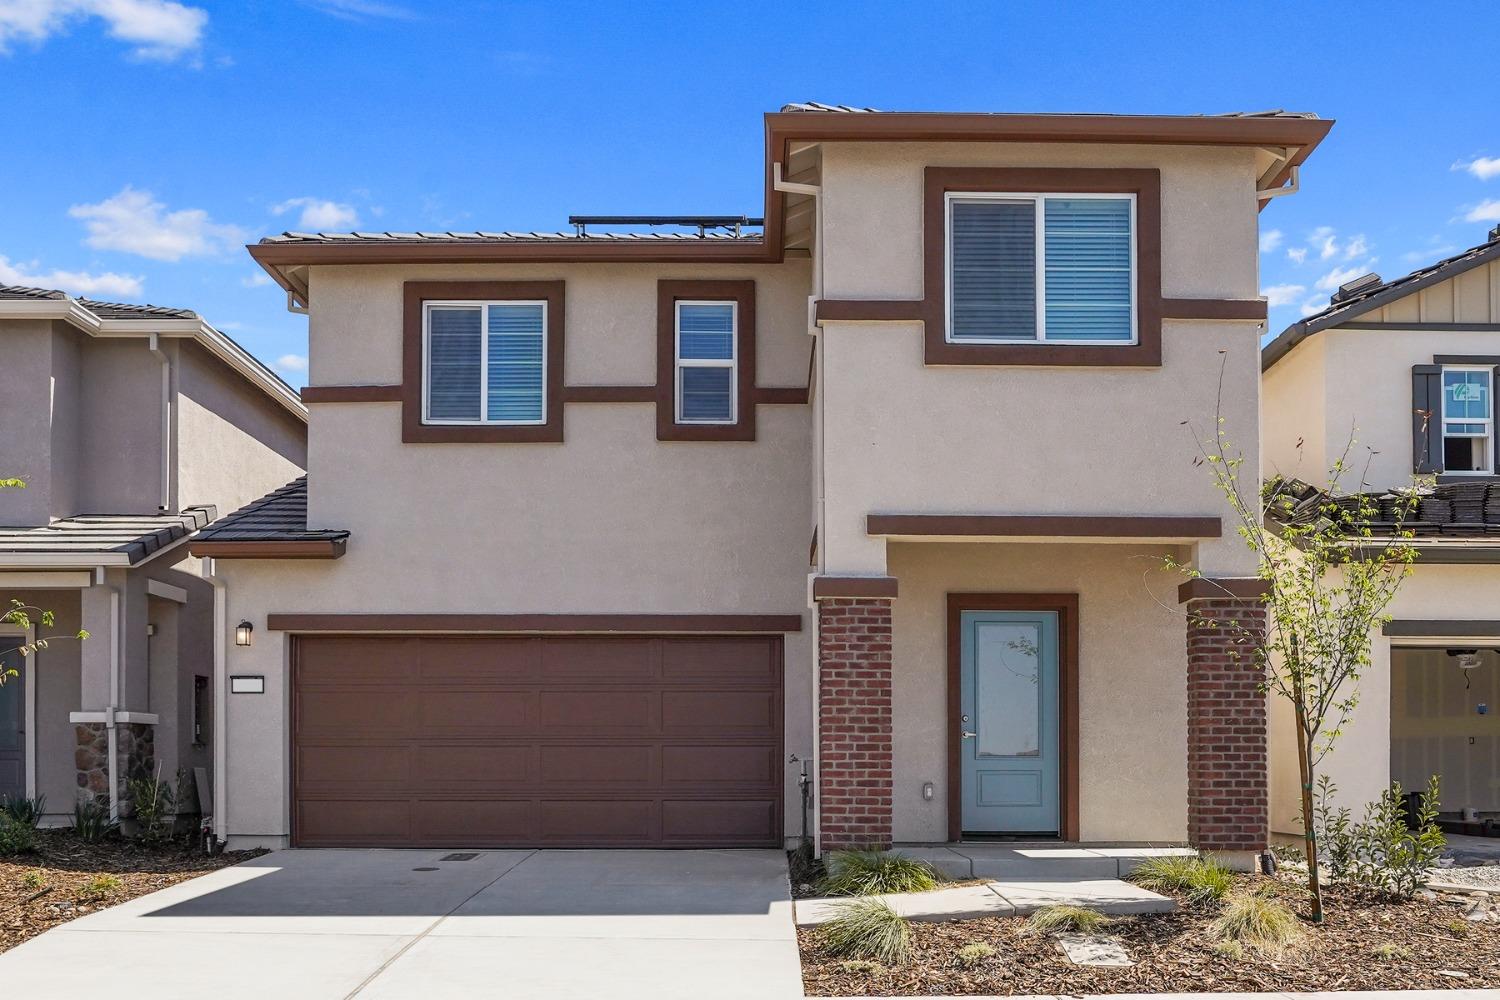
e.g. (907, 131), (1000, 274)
(3, 0), (1500, 388)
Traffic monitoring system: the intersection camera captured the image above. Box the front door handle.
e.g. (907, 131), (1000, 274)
(962, 731), (978, 739)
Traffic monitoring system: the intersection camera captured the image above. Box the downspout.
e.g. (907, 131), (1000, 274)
(202, 557), (228, 849)
(147, 334), (172, 512)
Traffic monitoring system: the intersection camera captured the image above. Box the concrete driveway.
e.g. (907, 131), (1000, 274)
(0, 848), (803, 1000)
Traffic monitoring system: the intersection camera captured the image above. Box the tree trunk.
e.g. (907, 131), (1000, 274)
(1292, 690), (1324, 923)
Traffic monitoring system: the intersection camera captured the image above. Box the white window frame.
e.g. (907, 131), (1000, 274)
(944, 191), (1138, 346)
(1440, 365), (1494, 475)
(421, 299), (548, 426)
(674, 299), (738, 425)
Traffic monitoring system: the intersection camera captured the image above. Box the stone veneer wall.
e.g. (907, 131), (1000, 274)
(75, 722), (155, 812)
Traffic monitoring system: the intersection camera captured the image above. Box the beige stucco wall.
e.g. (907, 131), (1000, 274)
(815, 141), (1263, 578)
(1269, 563), (1500, 834)
(887, 541), (1191, 843)
(10, 588), (84, 823)
(1261, 334), (1329, 487)
(0, 320), (81, 525)
(79, 339), (167, 515)
(175, 340), (307, 518)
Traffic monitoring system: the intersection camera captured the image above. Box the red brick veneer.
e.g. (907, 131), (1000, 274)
(817, 597), (894, 849)
(1185, 597), (1269, 853)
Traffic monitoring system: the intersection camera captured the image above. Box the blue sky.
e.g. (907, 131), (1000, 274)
(3, 1), (1499, 387)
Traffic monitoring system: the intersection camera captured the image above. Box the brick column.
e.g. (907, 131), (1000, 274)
(816, 596), (894, 850)
(1185, 596), (1269, 853)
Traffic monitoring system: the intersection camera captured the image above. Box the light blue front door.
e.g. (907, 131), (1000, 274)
(960, 610), (1060, 835)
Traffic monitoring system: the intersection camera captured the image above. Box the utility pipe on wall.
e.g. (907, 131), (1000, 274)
(146, 334), (172, 512)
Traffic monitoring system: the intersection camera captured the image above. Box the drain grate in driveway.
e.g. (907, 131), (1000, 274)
(439, 853), (479, 862)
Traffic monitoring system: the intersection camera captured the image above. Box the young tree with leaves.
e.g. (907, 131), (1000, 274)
(0, 480), (89, 684)
(1175, 408), (1419, 922)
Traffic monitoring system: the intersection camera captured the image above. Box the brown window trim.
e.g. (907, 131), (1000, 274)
(811, 575), (899, 599)
(402, 280), (566, 443)
(946, 593), (1079, 841)
(656, 280), (757, 441)
(923, 167), (1163, 367)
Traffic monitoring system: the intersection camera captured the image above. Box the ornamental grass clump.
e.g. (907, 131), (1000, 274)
(1027, 904), (1109, 935)
(818, 898), (913, 965)
(1130, 855), (1235, 905)
(955, 941), (996, 968)
(817, 850), (940, 897)
(1211, 893), (1303, 954)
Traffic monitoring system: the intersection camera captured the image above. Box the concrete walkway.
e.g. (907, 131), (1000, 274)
(0, 848), (802, 1000)
(796, 877), (1174, 924)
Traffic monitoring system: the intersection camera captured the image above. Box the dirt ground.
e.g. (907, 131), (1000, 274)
(800, 875), (1500, 996)
(0, 829), (263, 954)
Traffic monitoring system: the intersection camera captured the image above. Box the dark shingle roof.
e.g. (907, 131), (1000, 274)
(1271, 477), (1500, 539)
(194, 477), (348, 544)
(0, 508), (215, 564)
(1264, 229), (1500, 370)
(259, 230), (764, 246)
(76, 298), (197, 320)
(779, 102), (1321, 120)
(0, 285), (68, 301)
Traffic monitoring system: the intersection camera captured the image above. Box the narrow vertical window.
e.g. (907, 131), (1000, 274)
(675, 301), (736, 424)
(1441, 367), (1493, 474)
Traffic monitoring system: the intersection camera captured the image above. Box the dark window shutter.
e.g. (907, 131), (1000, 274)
(1413, 364), (1442, 474)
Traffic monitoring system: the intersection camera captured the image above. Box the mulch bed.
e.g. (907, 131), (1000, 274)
(0, 829), (264, 954)
(799, 875), (1500, 996)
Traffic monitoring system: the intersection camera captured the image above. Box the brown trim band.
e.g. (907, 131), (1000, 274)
(301, 384), (403, 404)
(402, 281), (566, 443)
(811, 576), (899, 599)
(946, 593), (1080, 842)
(922, 167), (1164, 367)
(656, 280), (758, 441)
(1161, 298), (1268, 321)
(754, 386), (810, 405)
(814, 299), (925, 324)
(560, 385), (656, 403)
(1383, 620), (1500, 638)
(1178, 577), (1271, 603)
(266, 613), (803, 633)
(868, 513), (1222, 539)
(190, 540), (346, 559)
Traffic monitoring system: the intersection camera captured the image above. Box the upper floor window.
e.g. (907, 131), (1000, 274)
(947, 193), (1136, 345)
(1441, 366), (1493, 474)
(675, 301), (737, 424)
(423, 301), (546, 425)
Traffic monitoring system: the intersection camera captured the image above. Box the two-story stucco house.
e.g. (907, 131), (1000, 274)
(1263, 226), (1500, 837)
(0, 287), (307, 828)
(200, 103), (1332, 863)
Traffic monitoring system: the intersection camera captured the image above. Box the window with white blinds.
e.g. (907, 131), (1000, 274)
(675, 301), (737, 424)
(423, 301), (547, 425)
(947, 193), (1136, 345)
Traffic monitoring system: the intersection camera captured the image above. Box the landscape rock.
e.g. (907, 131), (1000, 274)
(1054, 933), (1135, 968)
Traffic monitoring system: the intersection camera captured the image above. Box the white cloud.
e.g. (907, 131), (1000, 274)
(302, 0), (416, 20)
(0, 0), (207, 61)
(1300, 296), (1328, 317)
(272, 196), (358, 231)
(1342, 234), (1369, 259)
(1259, 229), (1283, 253)
(274, 353), (308, 375)
(1261, 283), (1306, 307)
(1465, 199), (1500, 223)
(1315, 264), (1369, 292)
(1402, 245), (1458, 263)
(69, 186), (246, 261)
(1287, 247), (1308, 265)
(1456, 156), (1500, 181)
(0, 253), (143, 297)
(1309, 225), (1339, 261)
(241, 271), (272, 288)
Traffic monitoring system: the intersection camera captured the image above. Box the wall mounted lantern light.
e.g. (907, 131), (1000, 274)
(235, 620), (254, 647)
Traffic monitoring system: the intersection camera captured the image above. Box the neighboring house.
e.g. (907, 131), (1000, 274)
(202, 103), (1331, 862)
(0, 287), (307, 827)
(1262, 225), (1500, 836)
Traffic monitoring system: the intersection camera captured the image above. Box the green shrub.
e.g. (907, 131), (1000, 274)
(1314, 774), (1445, 899)
(817, 850), (940, 896)
(0, 816), (35, 855)
(78, 873), (122, 903)
(1027, 904), (1108, 935)
(1374, 943), (1412, 962)
(1211, 894), (1302, 953)
(126, 770), (175, 846)
(72, 797), (118, 844)
(1445, 917), (1470, 938)
(1, 794), (46, 829)
(818, 898), (913, 965)
(1130, 855), (1234, 905)
(955, 941), (996, 968)
(18, 870), (46, 890)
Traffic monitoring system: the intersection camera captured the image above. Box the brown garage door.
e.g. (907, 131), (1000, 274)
(291, 634), (783, 848)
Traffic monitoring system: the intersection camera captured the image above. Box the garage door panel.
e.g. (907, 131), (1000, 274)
(419, 637), (540, 680)
(542, 638), (656, 678)
(539, 744), (656, 784)
(662, 745), (777, 785)
(419, 691), (534, 733)
(293, 635), (781, 848)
